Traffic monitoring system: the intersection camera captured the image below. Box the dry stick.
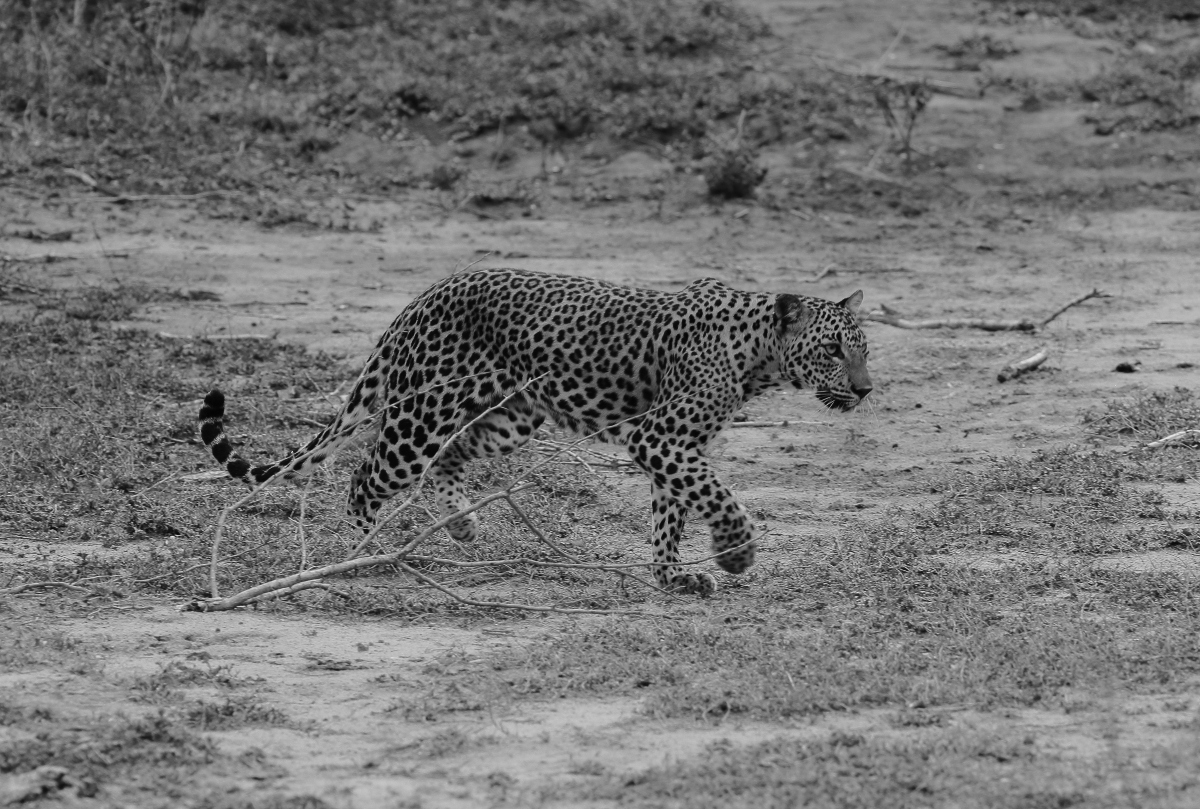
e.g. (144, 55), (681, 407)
(866, 288), (1110, 333)
(130, 471), (185, 499)
(205, 368), (511, 596)
(133, 540), (271, 585)
(186, 486), (532, 611)
(531, 439), (633, 470)
(1038, 288), (1110, 328)
(502, 495), (676, 599)
(1, 581), (92, 596)
(997, 349), (1049, 383)
(530, 444), (599, 474)
(728, 419), (825, 429)
(811, 263), (837, 282)
(158, 332), (274, 341)
(394, 562), (661, 617)
(297, 475), (313, 573)
(1145, 429), (1200, 449)
(252, 581), (353, 603)
(863, 310), (1036, 332)
(198, 378), (738, 610)
(406, 537), (759, 574)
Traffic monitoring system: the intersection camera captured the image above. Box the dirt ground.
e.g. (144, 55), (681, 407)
(3, 0), (1200, 807)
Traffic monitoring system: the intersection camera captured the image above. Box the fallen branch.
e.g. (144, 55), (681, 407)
(863, 311), (1036, 331)
(1038, 288), (1111, 328)
(64, 168), (231, 203)
(728, 419), (825, 429)
(63, 167), (121, 197)
(811, 263), (836, 281)
(186, 486), (533, 611)
(189, 378), (747, 613)
(396, 561), (662, 617)
(0, 254), (73, 266)
(997, 349), (1049, 383)
(0, 581), (91, 596)
(157, 332), (274, 341)
(2, 228), (74, 242)
(501, 494), (674, 599)
(1144, 429), (1200, 449)
(406, 537), (758, 575)
(865, 288), (1110, 333)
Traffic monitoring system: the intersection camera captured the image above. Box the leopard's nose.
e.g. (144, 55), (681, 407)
(852, 385), (872, 399)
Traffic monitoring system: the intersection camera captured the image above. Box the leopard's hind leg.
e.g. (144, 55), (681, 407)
(345, 383), (538, 542)
(346, 384), (467, 538)
(431, 397), (544, 542)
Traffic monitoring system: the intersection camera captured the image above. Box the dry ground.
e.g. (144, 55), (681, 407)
(3, 1), (1200, 807)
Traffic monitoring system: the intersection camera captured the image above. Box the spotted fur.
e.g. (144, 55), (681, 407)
(198, 269), (872, 595)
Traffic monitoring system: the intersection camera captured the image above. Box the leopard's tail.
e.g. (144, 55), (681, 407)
(198, 385), (373, 486)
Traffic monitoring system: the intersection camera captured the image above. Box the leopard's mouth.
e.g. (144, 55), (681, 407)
(815, 388), (858, 412)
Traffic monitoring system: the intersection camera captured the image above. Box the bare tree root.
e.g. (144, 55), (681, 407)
(864, 289), (1109, 333)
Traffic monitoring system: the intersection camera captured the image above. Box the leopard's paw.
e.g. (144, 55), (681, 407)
(669, 572), (717, 597)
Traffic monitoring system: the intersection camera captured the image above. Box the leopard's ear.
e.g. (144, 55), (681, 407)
(775, 294), (811, 335)
(837, 290), (864, 316)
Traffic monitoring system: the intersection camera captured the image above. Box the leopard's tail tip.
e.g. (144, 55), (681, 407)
(198, 388), (252, 481)
(199, 389), (225, 420)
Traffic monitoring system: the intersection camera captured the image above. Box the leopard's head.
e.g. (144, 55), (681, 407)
(776, 291), (872, 411)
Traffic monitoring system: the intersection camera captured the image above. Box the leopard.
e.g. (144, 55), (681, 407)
(198, 268), (872, 595)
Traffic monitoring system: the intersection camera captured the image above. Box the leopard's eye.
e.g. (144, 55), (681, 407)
(823, 343), (843, 358)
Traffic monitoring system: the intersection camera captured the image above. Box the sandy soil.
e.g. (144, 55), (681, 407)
(3, 0), (1200, 806)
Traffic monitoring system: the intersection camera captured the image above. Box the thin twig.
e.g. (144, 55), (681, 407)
(811, 263), (836, 282)
(297, 474), (313, 573)
(1144, 429), (1200, 449)
(867, 289), (1110, 333)
(129, 472), (185, 499)
(406, 537), (758, 574)
(502, 495), (676, 599)
(188, 486), (534, 611)
(1039, 288), (1110, 328)
(728, 420), (825, 429)
(133, 539), (271, 584)
(206, 369), (517, 595)
(395, 562), (660, 617)
(1, 581), (91, 595)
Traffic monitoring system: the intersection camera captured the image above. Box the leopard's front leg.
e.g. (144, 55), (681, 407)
(630, 432), (756, 595)
(650, 484), (717, 595)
